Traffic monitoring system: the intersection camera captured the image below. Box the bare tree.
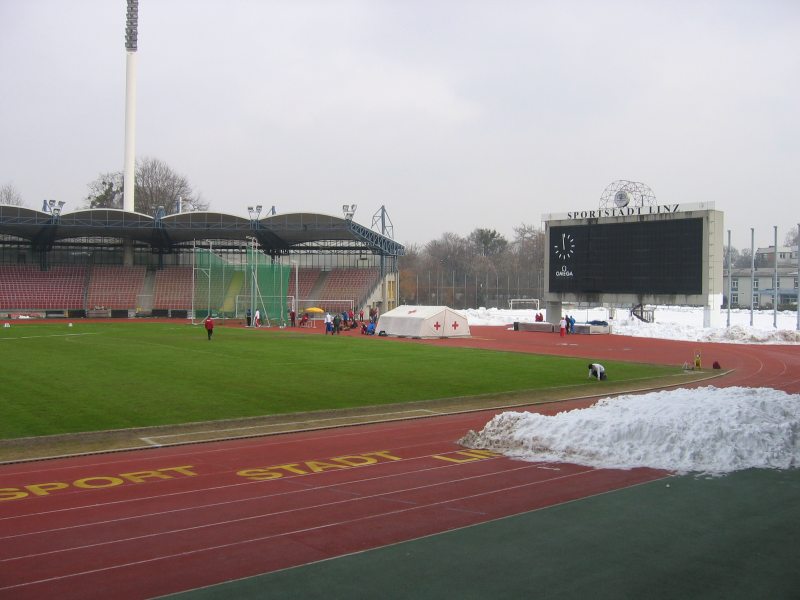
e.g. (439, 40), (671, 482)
(723, 245), (740, 269)
(733, 248), (754, 269)
(84, 157), (209, 214)
(784, 225), (799, 248)
(0, 183), (25, 206)
(85, 172), (123, 209)
(468, 228), (508, 257)
(134, 157), (208, 215)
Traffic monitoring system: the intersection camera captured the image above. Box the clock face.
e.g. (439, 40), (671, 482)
(614, 190), (630, 207)
(554, 232), (575, 260)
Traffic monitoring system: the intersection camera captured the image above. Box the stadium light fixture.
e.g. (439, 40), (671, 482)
(247, 205), (262, 221)
(46, 199), (66, 217)
(342, 203), (357, 220)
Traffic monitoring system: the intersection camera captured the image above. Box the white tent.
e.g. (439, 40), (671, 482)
(377, 305), (471, 338)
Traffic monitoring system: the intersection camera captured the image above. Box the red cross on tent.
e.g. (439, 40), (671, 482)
(451, 321), (459, 330)
(433, 321), (441, 331)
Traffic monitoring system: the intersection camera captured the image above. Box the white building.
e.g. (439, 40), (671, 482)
(724, 245), (798, 309)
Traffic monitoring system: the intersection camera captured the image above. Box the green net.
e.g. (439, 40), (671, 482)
(193, 248), (290, 323)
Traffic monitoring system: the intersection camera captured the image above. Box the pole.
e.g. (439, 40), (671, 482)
(726, 230), (731, 327)
(123, 0), (137, 213)
(428, 271), (431, 304)
(250, 239), (256, 327)
(750, 228), (754, 326)
(293, 260), (299, 315)
(774, 225), (778, 328)
(191, 239), (196, 322)
(796, 222), (799, 331)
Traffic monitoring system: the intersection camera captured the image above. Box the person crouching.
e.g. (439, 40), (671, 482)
(588, 363), (606, 380)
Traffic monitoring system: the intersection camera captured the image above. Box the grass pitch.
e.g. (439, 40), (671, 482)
(1, 321), (676, 440)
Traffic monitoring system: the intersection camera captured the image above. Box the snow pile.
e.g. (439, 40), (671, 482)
(464, 306), (542, 326)
(460, 387), (800, 474)
(463, 306), (800, 344)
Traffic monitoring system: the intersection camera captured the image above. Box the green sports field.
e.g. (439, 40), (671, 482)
(1, 321), (677, 440)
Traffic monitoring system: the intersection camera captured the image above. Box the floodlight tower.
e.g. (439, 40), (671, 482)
(123, 0), (138, 213)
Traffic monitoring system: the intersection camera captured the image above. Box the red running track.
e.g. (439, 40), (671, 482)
(1, 327), (797, 598)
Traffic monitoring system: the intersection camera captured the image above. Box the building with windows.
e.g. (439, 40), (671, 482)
(724, 245), (799, 309)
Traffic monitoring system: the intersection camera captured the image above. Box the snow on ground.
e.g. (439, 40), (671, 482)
(460, 387), (800, 474)
(463, 305), (800, 344)
(460, 306), (800, 472)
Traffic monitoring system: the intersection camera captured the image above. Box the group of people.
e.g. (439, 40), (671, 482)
(318, 306), (382, 335)
(558, 315), (576, 337)
(288, 309), (312, 327)
(323, 308), (375, 335)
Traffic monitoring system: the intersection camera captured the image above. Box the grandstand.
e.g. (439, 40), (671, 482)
(87, 265), (146, 310)
(153, 266), (193, 313)
(289, 267), (322, 303)
(0, 265), (86, 311)
(0, 207), (403, 319)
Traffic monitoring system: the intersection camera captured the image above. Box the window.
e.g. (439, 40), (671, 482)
(795, 277), (798, 289)
(731, 294), (738, 306)
(753, 278), (759, 290)
(753, 293), (759, 307)
(731, 278), (738, 291)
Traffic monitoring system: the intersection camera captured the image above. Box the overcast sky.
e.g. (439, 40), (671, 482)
(1, 0), (797, 250)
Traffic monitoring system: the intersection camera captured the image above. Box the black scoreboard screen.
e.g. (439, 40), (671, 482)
(549, 218), (704, 295)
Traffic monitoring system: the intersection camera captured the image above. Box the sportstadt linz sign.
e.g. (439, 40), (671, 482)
(542, 201), (716, 222)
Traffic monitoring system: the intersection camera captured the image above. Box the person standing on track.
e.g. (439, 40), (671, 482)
(204, 315), (214, 340)
(559, 316), (567, 337)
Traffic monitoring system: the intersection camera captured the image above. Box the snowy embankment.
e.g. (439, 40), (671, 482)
(460, 387), (800, 474)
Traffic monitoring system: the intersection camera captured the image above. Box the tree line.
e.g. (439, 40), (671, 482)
(397, 226), (547, 308)
(398, 225), (800, 309)
(0, 156), (207, 216)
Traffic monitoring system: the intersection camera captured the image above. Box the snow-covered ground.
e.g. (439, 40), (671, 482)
(464, 305), (800, 344)
(460, 306), (800, 473)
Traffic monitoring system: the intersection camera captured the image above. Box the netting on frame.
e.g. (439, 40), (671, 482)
(193, 247), (290, 324)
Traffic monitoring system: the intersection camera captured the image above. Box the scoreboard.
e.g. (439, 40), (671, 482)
(548, 217), (704, 295)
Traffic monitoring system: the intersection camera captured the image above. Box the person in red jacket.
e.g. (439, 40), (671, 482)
(204, 315), (214, 340)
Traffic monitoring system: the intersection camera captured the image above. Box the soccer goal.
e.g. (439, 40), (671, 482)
(508, 298), (540, 311)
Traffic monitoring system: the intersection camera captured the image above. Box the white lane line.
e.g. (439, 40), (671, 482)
(0, 333), (100, 341)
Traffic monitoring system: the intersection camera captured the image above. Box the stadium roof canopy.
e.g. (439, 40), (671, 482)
(0, 206), (404, 256)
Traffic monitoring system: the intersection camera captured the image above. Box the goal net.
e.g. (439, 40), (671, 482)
(508, 298), (540, 311)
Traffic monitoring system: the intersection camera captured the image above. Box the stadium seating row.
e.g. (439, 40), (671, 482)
(0, 265), (379, 313)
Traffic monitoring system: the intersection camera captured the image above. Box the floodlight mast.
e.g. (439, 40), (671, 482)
(123, 0), (138, 213)
(247, 206), (263, 328)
